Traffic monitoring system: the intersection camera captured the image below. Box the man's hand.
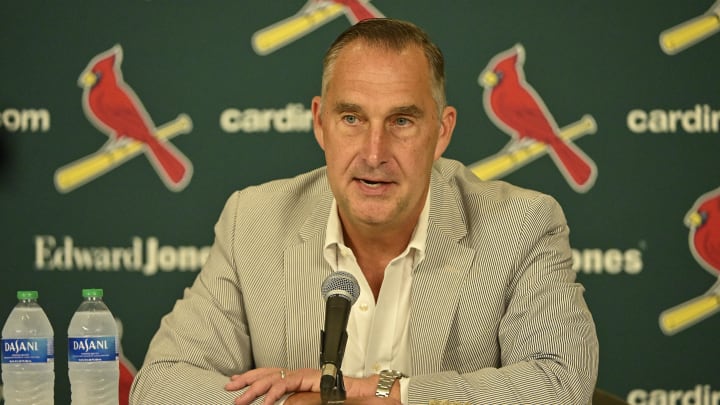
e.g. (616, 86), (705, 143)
(225, 368), (390, 404)
(226, 367), (321, 405)
(284, 392), (321, 404)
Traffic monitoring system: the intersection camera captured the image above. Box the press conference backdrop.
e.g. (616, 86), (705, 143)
(1, 1), (718, 403)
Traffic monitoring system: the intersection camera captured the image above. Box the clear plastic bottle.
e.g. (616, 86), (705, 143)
(1, 290), (55, 405)
(67, 288), (118, 405)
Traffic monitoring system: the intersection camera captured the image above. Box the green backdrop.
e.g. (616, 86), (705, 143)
(2, 1), (719, 403)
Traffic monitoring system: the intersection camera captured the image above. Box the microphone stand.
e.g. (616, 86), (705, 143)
(320, 368), (346, 404)
(320, 331), (347, 404)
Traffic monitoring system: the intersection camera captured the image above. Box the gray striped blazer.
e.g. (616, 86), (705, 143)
(130, 158), (598, 405)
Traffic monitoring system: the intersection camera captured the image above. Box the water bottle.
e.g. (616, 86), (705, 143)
(1, 290), (55, 405)
(67, 289), (118, 405)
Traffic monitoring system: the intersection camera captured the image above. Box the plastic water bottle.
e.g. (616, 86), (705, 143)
(67, 289), (118, 405)
(1, 290), (55, 405)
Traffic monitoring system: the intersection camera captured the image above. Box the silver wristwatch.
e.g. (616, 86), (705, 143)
(375, 369), (406, 397)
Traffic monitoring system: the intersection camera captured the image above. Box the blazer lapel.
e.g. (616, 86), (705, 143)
(285, 193), (334, 369)
(409, 167), (475, 374)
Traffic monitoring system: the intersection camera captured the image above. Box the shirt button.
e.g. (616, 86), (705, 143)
(373, 363), (381, 372)
(359, 303), (369, 312)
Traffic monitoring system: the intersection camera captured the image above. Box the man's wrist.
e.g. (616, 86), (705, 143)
(375, 370), (405, 399)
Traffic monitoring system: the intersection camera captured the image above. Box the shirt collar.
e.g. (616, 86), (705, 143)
(323, 191), (430, 267)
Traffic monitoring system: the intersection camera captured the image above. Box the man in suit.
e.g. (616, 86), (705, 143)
(130, 18), (598, 404)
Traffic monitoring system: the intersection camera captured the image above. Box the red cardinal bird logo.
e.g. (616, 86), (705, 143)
(78, 45), (192, 191)
(480, 44), (597, 192)
(686, 188), (720, 275)
(658, 188), (720, 335)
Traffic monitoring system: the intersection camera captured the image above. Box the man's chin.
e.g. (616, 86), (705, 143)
(348, 205), (396, 227)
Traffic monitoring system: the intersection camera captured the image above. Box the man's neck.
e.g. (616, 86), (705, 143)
(341, 220), (417, 300)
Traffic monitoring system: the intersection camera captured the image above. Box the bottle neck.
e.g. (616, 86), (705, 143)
(19, 298), (38, 304)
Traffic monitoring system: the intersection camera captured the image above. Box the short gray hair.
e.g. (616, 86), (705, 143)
(320, 18), (447, 112)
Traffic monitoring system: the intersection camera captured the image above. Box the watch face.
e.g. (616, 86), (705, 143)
(381, 369), (405, 378)
(376, 370), (405, 397)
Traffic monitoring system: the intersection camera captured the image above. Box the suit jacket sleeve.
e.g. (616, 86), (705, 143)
(129, 191), (259, 404)
(408, 191), (598, 405)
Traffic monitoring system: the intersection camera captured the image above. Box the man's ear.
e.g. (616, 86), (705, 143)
(434, 105), (456, 160)
(312, 96), (325, 151)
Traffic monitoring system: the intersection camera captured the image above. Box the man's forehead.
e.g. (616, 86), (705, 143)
(330, 46), (431, 87)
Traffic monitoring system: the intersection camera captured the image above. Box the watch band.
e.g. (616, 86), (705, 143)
(375, 369), (406, 398)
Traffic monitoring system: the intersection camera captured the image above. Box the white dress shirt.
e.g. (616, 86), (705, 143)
(320, 194), (430, 404)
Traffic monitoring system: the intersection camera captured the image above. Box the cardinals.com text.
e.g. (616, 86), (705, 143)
(0, 107), (50, 132)
(627, 104), (720, 133)
(220, 103), (312, 133)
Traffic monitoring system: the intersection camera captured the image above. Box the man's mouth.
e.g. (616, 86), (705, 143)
(358, 179), (388, 188)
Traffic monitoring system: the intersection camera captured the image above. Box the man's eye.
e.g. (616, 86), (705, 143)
(342, 115), (358, 125)
(395, 117), (411, 126)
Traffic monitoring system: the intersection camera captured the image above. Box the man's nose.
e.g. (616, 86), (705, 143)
(361, 124), (390, 167)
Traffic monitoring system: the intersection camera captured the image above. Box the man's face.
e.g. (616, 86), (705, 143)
(312, 41), (456, 234)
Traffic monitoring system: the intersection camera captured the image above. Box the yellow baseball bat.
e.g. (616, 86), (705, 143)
(252, 2), (345, 55)
(660, 3), (720, 55)
(469, 114), (596, 180)
(54, 114), (192, 193)
(659, 282), (720, 335)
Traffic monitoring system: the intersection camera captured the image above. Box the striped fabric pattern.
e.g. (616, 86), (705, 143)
(130, 158), (598, 405)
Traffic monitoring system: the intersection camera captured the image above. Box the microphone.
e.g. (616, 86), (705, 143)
(320, 271), (360, 401)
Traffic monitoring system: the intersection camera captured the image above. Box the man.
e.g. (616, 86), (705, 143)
(130, 18), (598, 404)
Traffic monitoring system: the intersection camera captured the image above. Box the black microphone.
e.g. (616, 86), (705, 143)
(320, 271), (360, 401)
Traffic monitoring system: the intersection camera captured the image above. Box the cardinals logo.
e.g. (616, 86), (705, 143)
(54, 45), (193, 193)
(659, 188), (720, 335)
(469, 44), (598, 193)
(252, 0), (384, 55)
(660, 0), (720, 55)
